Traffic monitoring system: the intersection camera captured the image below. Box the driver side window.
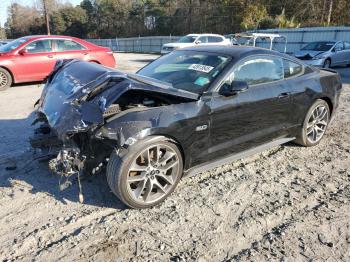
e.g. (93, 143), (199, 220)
(25, 40), (52, 53)
(197, 36), (208, 43)
(334, 42), (344, 51)
(227, 56), (284, 85)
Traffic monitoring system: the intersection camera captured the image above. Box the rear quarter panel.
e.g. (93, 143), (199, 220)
(319, 69), (342, 115)
(288, 68), (341, 127)
(287, 70), (323, 126)
(90, 49), (116, 67)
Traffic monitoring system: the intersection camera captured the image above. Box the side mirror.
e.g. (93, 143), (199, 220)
(219, 81), (249, 97)
(195, 40), (202, 44)
(18, 49), (28, 55)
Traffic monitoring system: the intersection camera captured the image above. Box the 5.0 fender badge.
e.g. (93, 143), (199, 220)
(195, 125), (208, 131)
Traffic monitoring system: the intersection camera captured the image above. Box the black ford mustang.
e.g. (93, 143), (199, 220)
(31, 46), (342, 208)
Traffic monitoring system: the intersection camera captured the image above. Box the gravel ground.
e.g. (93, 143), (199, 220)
(0, 53), (349, 261)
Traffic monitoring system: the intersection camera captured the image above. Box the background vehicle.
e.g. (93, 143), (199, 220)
(294, 41), (350, 68)
(161, 34), (231, 54)
(31, 46), (342, 209)
(232, 33), (287, 53)
(0, 35), (116, 91)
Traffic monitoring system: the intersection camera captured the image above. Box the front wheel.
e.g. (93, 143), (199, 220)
(323, 59), (331, 68)
(0, 68), (12, 91)
(106, 137), (183, 209)
(294, 99), (330, 147)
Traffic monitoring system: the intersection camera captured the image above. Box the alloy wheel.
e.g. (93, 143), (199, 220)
(0, 71), (8, 88)
(306, 105), (329, 143)
(126, 144), (180, 204)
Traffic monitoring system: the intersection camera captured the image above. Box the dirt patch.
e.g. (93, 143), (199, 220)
(0, 53), (349, 261)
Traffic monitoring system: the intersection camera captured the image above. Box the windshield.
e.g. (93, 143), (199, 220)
(137, 50), (231, 94)
(177, 36), (197, 43)
(0, 38), (29, 53)
(302, 42), (335, 51)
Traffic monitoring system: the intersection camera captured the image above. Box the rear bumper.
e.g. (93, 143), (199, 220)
(105, 54), (116, 67)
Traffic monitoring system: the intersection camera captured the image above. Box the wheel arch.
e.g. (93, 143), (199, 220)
(319, 96), (333, 116)
(89, 60), (101, 64)
(154, 134), (186, 170)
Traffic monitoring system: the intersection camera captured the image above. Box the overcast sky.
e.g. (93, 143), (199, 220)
(0, 0), (81, 27)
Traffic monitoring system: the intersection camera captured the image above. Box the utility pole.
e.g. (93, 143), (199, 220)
(327, 0), (333, 26)
(43, 0), (50, 35)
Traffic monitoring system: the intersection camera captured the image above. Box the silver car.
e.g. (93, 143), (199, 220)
(294, 41), (350, 68)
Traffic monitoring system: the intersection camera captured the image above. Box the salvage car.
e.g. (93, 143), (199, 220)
(0, 35), (116, 91)
(161, 34), (231, 54)
(31, 46), (342, 208)
(231, 33), (287, 53)
(294, 41), (350, 68)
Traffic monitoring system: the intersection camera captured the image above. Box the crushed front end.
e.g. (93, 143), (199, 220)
(30, 59), (198, 197)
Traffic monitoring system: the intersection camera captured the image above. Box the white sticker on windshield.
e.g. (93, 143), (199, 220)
(188, 64), (214, 73)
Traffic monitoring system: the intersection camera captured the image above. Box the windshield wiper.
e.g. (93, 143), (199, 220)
(127, 73), (173, 89)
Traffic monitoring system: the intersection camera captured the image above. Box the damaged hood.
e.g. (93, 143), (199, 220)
(294, 50), (327, 60)
(37, 59), (198, 140)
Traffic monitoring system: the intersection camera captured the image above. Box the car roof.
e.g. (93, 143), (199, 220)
(187, 33), (224, 37)
(19, 35), (82, 41)
(307, 41), (337, 43)
(179, 45), (294, 60)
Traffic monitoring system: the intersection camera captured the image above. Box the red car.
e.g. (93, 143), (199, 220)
(0, 35), (116, 91)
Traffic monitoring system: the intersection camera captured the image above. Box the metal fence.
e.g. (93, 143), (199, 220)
(86, 26), (350, 54)
(2, 26), (350, 54)
(86, 36), (180, 54)
(253, 26), (350, 53)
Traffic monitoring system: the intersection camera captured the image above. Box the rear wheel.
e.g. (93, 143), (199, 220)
(0, 68), (12, 91)
(294, 99), (330, 147)
(107, 137), (183, 209)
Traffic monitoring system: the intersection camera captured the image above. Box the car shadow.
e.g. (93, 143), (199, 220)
(0, 114), (127, 210)
(12, 81), (43, 87)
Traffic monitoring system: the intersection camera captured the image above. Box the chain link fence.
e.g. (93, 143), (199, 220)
(86, 36), (180, 53)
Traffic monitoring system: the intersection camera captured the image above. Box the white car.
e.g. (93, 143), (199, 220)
(161, 34), (231, 54)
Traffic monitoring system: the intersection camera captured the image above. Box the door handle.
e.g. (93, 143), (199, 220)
(47, 54), (53, 58)
(82, 52), (88, 55)
(278, 92), (291, 98)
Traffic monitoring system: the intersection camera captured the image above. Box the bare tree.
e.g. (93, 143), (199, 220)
(327, 0), (333, 26)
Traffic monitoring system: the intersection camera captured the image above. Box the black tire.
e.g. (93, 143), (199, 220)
(106, 136), (183, 209)
(0, 67), (12, 91)
(323, 59), (331, 68)
(294, 99), (330, 147)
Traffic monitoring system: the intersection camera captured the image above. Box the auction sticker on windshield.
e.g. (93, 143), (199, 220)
(189, 64), (214, 73)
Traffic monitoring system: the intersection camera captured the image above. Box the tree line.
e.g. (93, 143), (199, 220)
(2, 0), (350, 39)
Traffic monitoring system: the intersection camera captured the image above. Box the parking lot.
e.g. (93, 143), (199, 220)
(0, 53), (349, 261)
